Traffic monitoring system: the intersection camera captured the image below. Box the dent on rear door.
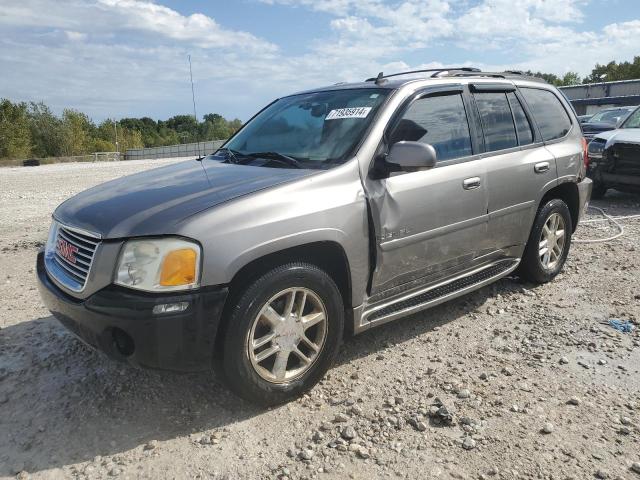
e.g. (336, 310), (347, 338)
(546, 136), (582, 183)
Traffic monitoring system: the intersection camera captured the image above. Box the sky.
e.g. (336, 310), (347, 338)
(1, 0), (639, 122)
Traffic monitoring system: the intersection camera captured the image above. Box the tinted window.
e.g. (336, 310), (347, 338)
(520, 88), (572, 141)
(474, 92), (518, 152)
(390, 94), (472, 162)
(507, 92), (534, 145)
(225, 88), (390, 167)
(589, 108), (632, 124)
(622, 108), (640, 128)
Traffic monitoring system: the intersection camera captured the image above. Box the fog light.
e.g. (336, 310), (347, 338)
(152, 302), (189, 315)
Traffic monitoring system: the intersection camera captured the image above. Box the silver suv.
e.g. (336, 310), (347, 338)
(37, 68), (592, 404)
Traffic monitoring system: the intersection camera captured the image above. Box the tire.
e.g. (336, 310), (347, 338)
(220, 263), (344, 405)
(518, 199), (572, 284)
(591, 181), (608, 199)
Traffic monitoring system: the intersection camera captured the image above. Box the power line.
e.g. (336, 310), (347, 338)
(188, 54), (201, 158)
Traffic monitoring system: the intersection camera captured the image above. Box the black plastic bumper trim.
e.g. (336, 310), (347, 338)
(36, 251), (228, 372)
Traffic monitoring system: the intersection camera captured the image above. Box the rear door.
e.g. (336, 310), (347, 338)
(472, 84), (557, 251)
(365, 87), (489, 296)
(519, 86), (582, 185)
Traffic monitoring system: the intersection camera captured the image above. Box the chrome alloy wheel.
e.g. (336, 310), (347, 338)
(248, 288), (328, 383)
(539, 213), (566, 270)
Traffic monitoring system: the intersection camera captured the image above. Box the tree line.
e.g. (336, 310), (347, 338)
(2, 56), (640, 160)
(0, 101), (242, 160)
(527, 56), (640, 87)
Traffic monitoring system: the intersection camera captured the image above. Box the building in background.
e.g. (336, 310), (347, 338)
(560, 79), (640, 116)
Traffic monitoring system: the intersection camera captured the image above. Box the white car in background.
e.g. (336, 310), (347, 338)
(587, 106), (640, 198)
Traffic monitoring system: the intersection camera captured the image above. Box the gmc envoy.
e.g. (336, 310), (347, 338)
(38, 68), (592, 404)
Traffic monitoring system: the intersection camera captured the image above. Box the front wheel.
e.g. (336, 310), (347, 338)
(518, 199), (572, 284)
(220, 263), (344, 405)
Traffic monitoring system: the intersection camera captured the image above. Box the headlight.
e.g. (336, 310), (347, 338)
(45, 220), (60, 256)
(115, 238), (201, 292)
(588, 141), (605, 157)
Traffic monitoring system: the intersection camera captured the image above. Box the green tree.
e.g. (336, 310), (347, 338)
(560, 72), (581, 86)
(28, 102), (63, 157)
(61, 109), (94, 156)
(583, 56), (640, 84)
(0, 99), (32, 159)
(119, 128), (144, 152)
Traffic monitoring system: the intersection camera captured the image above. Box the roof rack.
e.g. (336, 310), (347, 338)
(365, 67), (480, 84)
(365, 68), (547, 85)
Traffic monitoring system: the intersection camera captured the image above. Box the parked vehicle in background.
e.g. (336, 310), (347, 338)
(37, 68), (591, 405)
(587, 105), (640, 198)
(578, 114), (593, 125)
(581, 106), (637, 141)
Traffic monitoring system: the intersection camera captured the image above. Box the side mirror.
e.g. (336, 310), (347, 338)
(386, 141), (437, 170)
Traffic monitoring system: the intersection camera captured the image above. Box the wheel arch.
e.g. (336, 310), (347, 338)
(213, 241), (354, 358)
(226, 241), (352, 309)
(538, 181), (580, 233)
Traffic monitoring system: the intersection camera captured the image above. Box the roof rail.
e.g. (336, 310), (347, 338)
(440, 70), (548, 83)
(365, 68), (548, 84)
(365, 67), (481, 84)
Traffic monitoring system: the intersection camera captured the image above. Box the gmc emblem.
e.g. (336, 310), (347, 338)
(57, 238), (79, 264)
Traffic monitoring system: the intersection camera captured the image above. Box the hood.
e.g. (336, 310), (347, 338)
(593, 128), (640, 148)
(582, 122), (617, 135)
(54, 159), (314, 239)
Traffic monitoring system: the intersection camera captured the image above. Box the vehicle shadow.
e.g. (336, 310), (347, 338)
(0, 276), (528, 475)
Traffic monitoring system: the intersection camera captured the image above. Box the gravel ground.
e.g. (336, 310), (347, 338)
(1, 159), (639, 480)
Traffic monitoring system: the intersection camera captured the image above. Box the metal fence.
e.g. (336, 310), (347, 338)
(560, 79), (640, 115)
(0, 152), (121, 167)
(125, 140), (226, 161)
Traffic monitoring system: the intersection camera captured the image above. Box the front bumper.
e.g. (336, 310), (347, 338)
(37, 251), (228, 372)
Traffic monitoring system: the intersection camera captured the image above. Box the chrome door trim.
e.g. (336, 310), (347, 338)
(487, 200), (535, 220)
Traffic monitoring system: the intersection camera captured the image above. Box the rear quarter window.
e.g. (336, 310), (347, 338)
(520, 87), (572, 142)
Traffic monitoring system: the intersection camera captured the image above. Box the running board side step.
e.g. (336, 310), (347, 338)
(354, 259), (520, 333)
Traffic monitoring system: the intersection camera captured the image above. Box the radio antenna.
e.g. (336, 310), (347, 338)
(188, 54), (202, 159)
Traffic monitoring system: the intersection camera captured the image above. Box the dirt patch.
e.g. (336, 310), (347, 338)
(0, 160), (639, 479)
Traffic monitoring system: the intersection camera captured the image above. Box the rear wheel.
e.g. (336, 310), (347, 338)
(518, 199), (572, 284)
(220, 263), (344, 405)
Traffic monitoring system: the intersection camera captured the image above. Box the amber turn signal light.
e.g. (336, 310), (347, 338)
(159, 248), (197, 286)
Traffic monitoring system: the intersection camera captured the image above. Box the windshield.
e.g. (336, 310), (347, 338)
(622, 108), (640, 128)
(589, 108), (631, 124)
(222, 88), (390, 168)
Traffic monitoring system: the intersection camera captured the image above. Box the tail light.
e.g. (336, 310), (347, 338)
(582, 137), (589, 169)
(579, 137), (589, 180)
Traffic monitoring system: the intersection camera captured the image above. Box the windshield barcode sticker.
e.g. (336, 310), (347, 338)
(325, 107), (372, 120)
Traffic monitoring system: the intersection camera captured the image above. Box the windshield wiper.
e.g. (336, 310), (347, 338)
(246, 151), (302, 169)
(213, 147), (247, 164)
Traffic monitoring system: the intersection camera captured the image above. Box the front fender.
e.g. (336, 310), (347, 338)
(177, 161), (370, 307)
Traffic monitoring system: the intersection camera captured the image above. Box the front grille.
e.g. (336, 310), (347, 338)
(47, 223), (101, 292)
(610, 143), (640, 177)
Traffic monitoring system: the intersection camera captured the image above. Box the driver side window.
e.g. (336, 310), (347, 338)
(390, 94), (473, 162)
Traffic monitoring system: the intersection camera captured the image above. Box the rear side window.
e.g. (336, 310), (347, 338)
(474, 92), (518, 152)
(390, 93), (472, 162)
(507, 92), (534, 145)
(520, 88), (572, 141)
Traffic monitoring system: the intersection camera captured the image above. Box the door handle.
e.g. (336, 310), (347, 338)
(534, 162), (550, 173)
(463, 177), (481, 190)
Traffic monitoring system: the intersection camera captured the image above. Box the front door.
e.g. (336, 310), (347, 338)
(365, 89), (489, 296)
